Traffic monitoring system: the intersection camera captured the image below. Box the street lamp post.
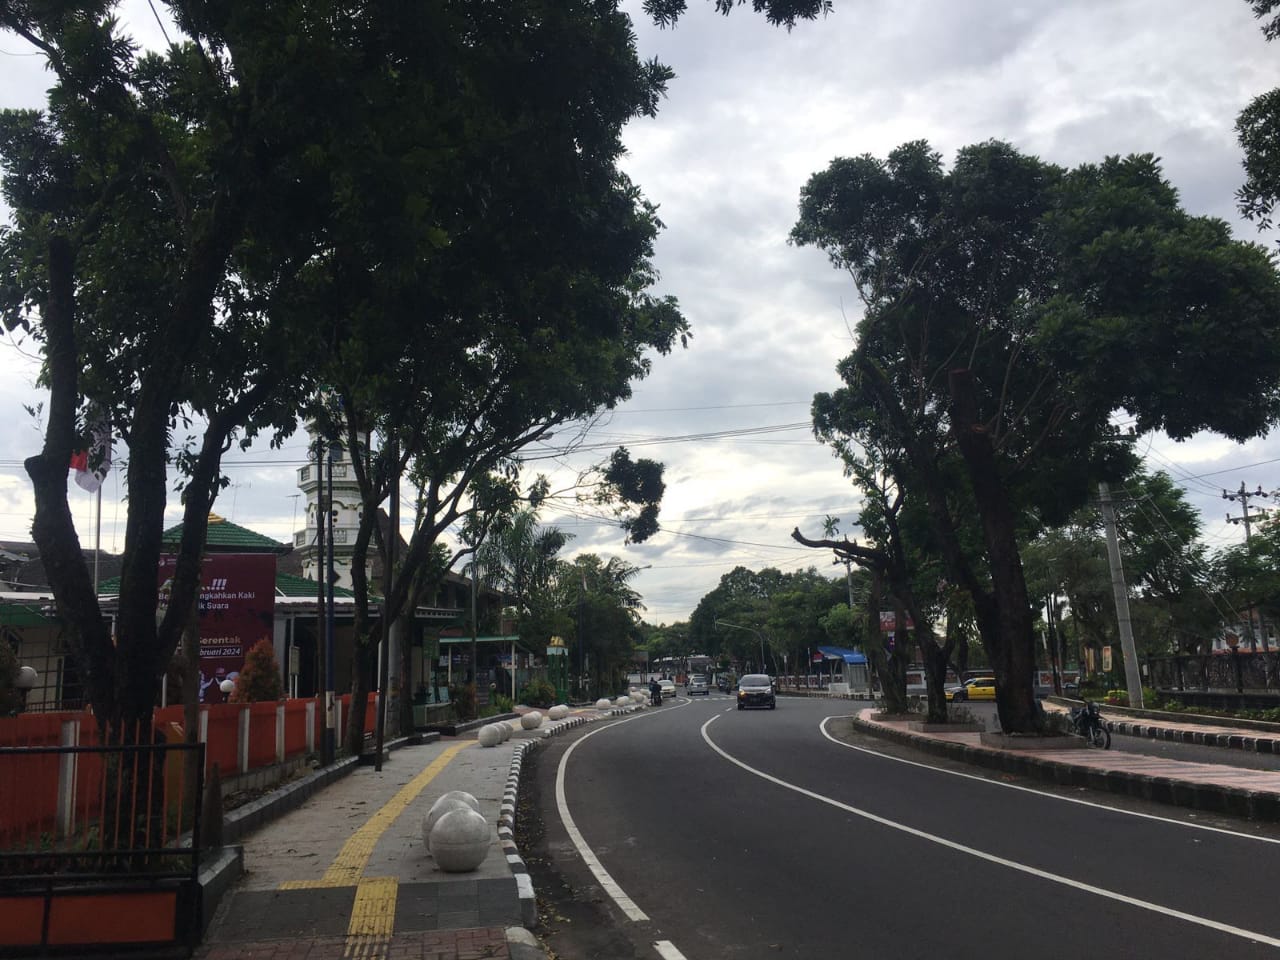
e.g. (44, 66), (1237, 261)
(715, 620), (768, 675)
(13, 666), (38, 714)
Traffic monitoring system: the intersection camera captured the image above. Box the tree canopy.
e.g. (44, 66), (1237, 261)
(792, 140), (1280, 731)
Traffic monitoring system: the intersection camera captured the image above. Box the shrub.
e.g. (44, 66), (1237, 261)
(449, 682), (477, 721)
(229, 638), (283, 703)
(491, 693), (514, 714)
(519, 678), (556, 708)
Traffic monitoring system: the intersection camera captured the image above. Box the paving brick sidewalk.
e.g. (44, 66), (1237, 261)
(194, 708), (616, 960)
(199, 926), (513, 959)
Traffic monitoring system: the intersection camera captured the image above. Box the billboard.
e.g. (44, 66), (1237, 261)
(158, 553), (277, 702)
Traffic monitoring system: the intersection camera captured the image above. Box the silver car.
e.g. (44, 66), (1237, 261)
(686, 674), (710, 696)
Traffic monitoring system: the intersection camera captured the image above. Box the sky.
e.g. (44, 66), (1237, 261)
(1, 0), (1278, 626)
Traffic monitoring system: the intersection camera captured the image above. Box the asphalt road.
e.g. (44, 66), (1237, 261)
(522, 695), (1280, 960)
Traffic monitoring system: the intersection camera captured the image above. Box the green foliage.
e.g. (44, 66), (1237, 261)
(792, 138), (1280, 732)
(229, 638), (283, 703)
(644, 0), (832, 29)
(519, 678), (557, 709)
(450, 683), (477, 723)
(490, 693), (514, 715)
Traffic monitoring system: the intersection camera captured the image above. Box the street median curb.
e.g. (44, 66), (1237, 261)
(851, 715), (1280, 822)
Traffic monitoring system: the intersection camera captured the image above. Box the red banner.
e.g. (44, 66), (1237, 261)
(159, 553), (277, 702)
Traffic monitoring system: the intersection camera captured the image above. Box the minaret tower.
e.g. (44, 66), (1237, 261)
(295, 425), (367, 590)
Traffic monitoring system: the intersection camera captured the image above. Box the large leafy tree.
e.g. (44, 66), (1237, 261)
(792, 140), (1280, 732)
(0, 0), (819, 741)
(0, 2), (371, 737)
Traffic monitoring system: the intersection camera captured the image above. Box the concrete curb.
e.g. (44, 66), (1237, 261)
(852, 716), (1280, 821)
(1103, 717), (1280, 754)
(497, 707), (640, 929)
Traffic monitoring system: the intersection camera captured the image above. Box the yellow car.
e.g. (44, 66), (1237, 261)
(945, 676), (996, 702)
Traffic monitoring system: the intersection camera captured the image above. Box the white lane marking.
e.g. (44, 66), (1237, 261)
(554, 699), (691, 923)
(703, 714), (1280, 949)
(818, 715), (1280, 845)
(653, 940), (688, 959)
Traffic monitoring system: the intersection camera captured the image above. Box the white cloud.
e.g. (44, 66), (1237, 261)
(2, 0), (1277, 621)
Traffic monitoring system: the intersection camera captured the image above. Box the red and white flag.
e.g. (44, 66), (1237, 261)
(69, 418), (112, 493)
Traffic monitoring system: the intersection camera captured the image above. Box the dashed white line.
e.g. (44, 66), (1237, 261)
(653, 940), (688, 959)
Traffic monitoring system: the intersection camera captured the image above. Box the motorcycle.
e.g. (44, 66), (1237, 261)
(1069, 700), (1111, 749)
(649, 686), (662, 707)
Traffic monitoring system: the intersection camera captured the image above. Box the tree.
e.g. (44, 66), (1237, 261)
(229, 638), (283, 703)
(792, 140), (1280, 732)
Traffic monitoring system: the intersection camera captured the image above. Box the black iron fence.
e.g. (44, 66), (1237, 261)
(0, 729), (204, 956)
(1148, 652), (1280, 694)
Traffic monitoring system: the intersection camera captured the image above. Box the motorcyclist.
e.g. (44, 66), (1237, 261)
(648, 676), (662, 705)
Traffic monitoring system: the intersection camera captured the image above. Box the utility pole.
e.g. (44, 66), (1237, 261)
(1224, 482), (1272, 652)
(1098, 483), (1143, 708)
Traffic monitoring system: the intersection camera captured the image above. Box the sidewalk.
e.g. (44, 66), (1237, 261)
(854, 705), (1280, 820)
(195, 706), (624, 960)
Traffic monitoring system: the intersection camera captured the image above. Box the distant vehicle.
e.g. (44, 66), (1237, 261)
(737, 674), (776, 710)
(686, 675), (710, 696)
(717, 675), (735, 693)
(659, 678), (677, 700)
(945, 676), (996, 702)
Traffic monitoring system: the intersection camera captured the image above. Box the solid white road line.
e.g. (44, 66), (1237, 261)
(817, 715), (1280, 845)
(554, 699), (690, 923)
(702, 714), (1280, 949)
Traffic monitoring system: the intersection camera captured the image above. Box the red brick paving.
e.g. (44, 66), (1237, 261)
(196, 928), (510, 960)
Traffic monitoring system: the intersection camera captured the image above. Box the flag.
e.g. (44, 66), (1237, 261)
(70, 418), (112, 493)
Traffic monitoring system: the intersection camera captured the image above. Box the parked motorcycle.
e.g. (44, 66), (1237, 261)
(1069, 700), (1111, 749)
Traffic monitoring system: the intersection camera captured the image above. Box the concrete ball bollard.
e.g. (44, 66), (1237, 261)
(499, 721), (513, 741)
(548, 704), (569, 720)
(614, 696), (629, 707)
(429, 807), (490, 873)
(477, 723), (503, 748)
(422, 791), (480, 849)
(520, 711), (543, 730)
(594, 698), (612, 710)
(630, 692), (645, 703)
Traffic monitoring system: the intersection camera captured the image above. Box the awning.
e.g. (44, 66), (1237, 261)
(815, 645), (867, 665)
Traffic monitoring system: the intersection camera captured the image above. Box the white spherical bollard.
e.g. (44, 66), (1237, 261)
(615, 696), (629, 707)
(520, 711), (543, 730)
(630, 692), (645, 703)
(422, 791), (480, 849)
(498, 721), (513, 741)
(429, 807), (490, 872)
(477, 723), (503, 748)
(594, 698), (612, 710)
(548, 704), (569, 720)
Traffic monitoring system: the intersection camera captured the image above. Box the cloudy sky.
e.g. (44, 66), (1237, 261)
(1, 0), (1278, 625)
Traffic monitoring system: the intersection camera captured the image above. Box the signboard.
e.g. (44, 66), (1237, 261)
(879, 611), (915, 631)
(158, 553), (277, 702)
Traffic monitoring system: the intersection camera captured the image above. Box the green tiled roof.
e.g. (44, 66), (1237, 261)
(0, 601), (53, 626)
(161, 513), (291, 554)
(99, 571), (356, 601)
(275, 571), (355, 599)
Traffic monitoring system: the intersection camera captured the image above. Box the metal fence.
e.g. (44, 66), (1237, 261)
(1149, 652), (1280, 692)
(0, 725), (204, 955)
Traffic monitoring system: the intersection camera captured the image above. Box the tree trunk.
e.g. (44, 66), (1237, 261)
(949, 369), (1042, 733)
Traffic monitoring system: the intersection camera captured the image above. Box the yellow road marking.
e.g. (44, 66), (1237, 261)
(343, 875), (398, 958)
(279, 740), (474, 890)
